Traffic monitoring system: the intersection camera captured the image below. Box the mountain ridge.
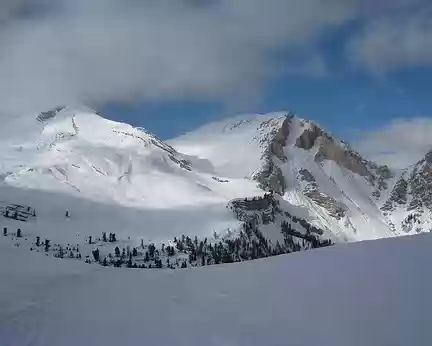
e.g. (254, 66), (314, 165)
(1, 106), (431, 250)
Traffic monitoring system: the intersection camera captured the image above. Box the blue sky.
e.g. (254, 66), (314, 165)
(97, 0), (432, 145)
(0, 0), (431, 166)
(102, 64), (432, 141)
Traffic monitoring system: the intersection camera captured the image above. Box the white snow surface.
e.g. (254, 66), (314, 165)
(0, 107), (429, 248)
(1, 106), (263, 210)
(1, 231), (431, 346)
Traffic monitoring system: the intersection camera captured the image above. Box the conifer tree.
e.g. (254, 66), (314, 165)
(92, 248), (100, 262)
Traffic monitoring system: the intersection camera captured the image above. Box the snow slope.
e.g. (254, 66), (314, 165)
(170, 113), (394, 240)
(1, 106), (263, 209)
(1, 231), (431, 346)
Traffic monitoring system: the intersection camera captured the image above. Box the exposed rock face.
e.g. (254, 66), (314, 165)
(298, 168), (315, 183)
(253, 115), (293, 194)
(36, 106), (66, 122)
(253, 154), (286, 195)
(269, 116), (291, 161)
(296, 122), (369, 177)
(295, 123), (323, 150)
(382, 151), (432, 218)
(298, 168), (347, 220)
(381, 177), (408, 212)
(408, 155), (432, 211)
(315, 137), (369, 176)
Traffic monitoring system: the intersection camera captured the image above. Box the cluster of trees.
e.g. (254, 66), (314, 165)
(101, 232), (117, 243)
(96, 217), (332, 270)
(53, 244), (82, 260)
(280, 221), (332, 250)
(90, 193), (333, 270)
(3, 204), (36, 222)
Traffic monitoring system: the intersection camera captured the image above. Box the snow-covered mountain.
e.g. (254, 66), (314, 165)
(1, 106), (431, 263)
(2, 105), (250, 208)
(171, 112), (402, 240)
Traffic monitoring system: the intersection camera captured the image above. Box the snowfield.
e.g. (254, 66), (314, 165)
(1, 232), (431, 346)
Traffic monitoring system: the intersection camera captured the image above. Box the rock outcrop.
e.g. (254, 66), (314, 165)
(299, 168), (347, 220)
(253, 115), (293, 194)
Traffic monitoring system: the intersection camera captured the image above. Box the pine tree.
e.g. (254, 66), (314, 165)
(44, 239), (50, 252)
(88, 236), (92, 244)
(36, 236), (40, 246)
(3, 227), (7, 236)
(17, 229), (22, 238)
(102, 232), (107, 242)
(127, 253), (133, 268)
(115, 246), (120, 257)
(132, 247), (138, 257)
(92, 249), (100, 262)
(148, 244), (155, 259)
(102, 257), (108, 266)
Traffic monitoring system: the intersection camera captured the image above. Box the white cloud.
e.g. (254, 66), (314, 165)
(356, 117), (432, 168)
(0, 0), (356, 115)
(348, 7), (432, 73)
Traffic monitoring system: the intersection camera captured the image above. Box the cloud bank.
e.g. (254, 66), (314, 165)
(348, 3), (432, 73)
(356, 117), (432, 168)
(0, 0), (356, 115)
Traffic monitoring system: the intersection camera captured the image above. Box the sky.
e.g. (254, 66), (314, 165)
(0, 0), (431, 168)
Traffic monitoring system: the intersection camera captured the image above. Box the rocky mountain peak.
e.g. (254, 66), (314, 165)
(36, 106), (66, 122)
(424, 149), (432, 164)
(295, 122), (325, 150)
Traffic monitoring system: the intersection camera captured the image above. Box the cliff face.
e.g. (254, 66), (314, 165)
(252, 115), (293, 195)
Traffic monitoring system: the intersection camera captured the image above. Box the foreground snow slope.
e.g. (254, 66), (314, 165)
(1, 233), (431, 346)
